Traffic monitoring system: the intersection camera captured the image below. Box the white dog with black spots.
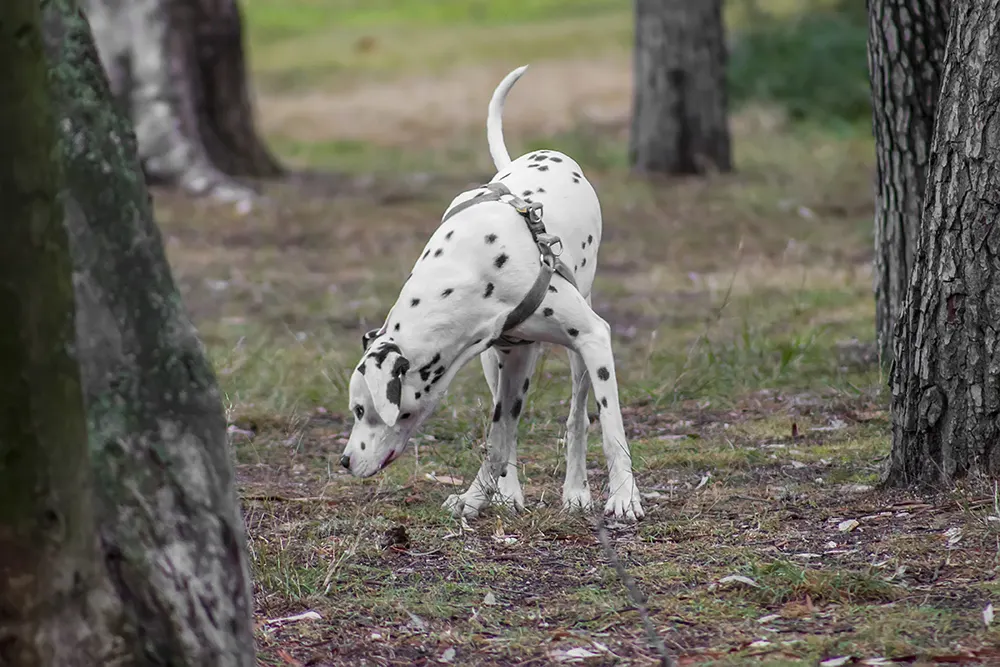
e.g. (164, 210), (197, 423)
(338, 65), (644, 522)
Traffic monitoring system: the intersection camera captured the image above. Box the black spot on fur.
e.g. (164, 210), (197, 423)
(538, 165), (549, 172)
(441, 288), (453, 298)
(582, 241), (587, 249)
(568, 328), (579, 337)
(360, 442), (366, 450)
(548, 285), (558, 293)
(401, 412), (411, 420)
(550, 156), (563, 162)
(574, 265), (578, 272)
(494, 254), (508, 269)
(485, 233), (498, 244)
(543, 308), (554, 317)
(601, 397), (608, 408)
(524, 198), (533, 203)
(581, 258), (587, 267)
(445, 230), (454, 240)
(572, 178), (580, 184)
(411, 298), (421, 307)
(474, 338), (483, 344)
(587, 234), (594, 244)
(415, 392), (421, 399)
(358, 361), (366, 374)
(537, 187), (546, 193)
(523, 378), (530, 393)
(499, 173), (510, 180)
(572, 171), (582, 178)
(418, 353), (441, 381)
(532, 154), (547, 162)
(527, 163), (539, 169)
(484, 283), (494, 298)
(394, 323), (401, 332)
(499, 363), (504, 369)
(424, 384), (431, 392)
(597, 367), (610, 381)
(511, 398), (523, 419)
(522, 190), (533, 197)
(493, 402), (503, 422)
(391, 356), (410, 378)
(386, 377), (402, 407)
(434, 248), (443, 257)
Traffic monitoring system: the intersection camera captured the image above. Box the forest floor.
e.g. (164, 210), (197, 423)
(152, 1), (999, 664)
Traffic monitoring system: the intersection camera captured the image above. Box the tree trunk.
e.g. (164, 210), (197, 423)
(886, 0), (1000, 488)
(868, 0), (950, 367)
(0, 2), (124, 663)
(629, 0), (732, 175)
(0, 0), (259, 662)
(82, 0), (281, 203)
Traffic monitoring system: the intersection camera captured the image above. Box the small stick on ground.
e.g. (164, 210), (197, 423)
(594, 512), (676, 667)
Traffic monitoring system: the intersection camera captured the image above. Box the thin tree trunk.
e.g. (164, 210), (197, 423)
(629, 0), (732, 175)
(82, 0), (281, 203)
(868, 0), (950, 367)
(886, 0), (1000, 488)
(0, 1), (124, 663)
(34, 0), (257, 662)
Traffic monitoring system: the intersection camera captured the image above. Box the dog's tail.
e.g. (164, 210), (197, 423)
(487, 65), (528, 172)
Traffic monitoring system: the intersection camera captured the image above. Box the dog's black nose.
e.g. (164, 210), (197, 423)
(339, 454), (351, 470)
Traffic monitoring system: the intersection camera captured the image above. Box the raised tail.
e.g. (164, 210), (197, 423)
(487, 65), (528, 172)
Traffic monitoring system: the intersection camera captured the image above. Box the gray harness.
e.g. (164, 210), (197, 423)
(362, 182), (576, 352)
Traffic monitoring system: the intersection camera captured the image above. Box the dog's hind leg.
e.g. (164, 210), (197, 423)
(505, 284), (644, 521)
(443, 343), (540, 519)
(562, 348), (593, 512)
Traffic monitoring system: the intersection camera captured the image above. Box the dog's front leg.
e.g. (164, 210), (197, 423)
(443, 344), (540, 519)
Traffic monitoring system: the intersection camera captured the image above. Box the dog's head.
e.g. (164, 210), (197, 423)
(339, 335), (420, 477)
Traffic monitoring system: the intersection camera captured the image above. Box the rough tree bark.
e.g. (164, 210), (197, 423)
(0, 2), (123, 663)
(0, 0), (255, 662)
(629, 0), (732, 175)
(887, 0), (1000, 487)
(81, 0), (282, 202)
(868, 0), (950, 367)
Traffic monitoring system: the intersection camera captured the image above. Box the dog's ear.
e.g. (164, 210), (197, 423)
(363, 342), (410, 427)
(361, 328), (379, 351)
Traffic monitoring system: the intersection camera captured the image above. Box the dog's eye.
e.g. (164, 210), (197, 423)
(353, 405), (365, 420)
(400, 412), (412, 420)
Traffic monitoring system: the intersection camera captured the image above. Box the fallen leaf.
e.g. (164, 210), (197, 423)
(264, 611), (322, 627)
(426, 473), (464, 486)
(548, 647), (602, 662)
(439, 647), (457, 663)
(837, 519), (860, 533)
(695, 473), (711, 490)
(406, 610), (428, 633)
(483, 591), (497, 606)
(819, 657), (852, 667)
(984, 602), (994, 627)
(719, 574), (760, 588)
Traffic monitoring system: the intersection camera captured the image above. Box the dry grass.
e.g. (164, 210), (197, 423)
(147, 1), (1000, 664)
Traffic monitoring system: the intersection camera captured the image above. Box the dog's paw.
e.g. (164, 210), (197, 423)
(494, 474), (525, 512)
(443, 493), (483, 520)
(604, 482), (644, 522)
(561, 485), (593, 513)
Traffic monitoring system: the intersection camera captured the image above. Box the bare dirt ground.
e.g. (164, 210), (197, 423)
(257, 57), (633, 147)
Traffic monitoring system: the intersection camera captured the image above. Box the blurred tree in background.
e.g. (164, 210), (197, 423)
(82, 0), (282, 204)
(630, 0), (731, 175)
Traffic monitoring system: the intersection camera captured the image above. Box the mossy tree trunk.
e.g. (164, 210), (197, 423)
(0, 0), (256, 662)
(81, 0), (281, 203)
(886, 0), (1000, 487)
(629, 0), (732, 175)
(868, 0), (950, 367)
(0, 1), (124, 663)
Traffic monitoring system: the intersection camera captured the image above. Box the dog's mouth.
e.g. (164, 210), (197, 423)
(379, 449), (399, 470)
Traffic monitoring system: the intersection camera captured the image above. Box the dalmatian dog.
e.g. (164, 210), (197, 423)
(338, 65), (644, 522)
